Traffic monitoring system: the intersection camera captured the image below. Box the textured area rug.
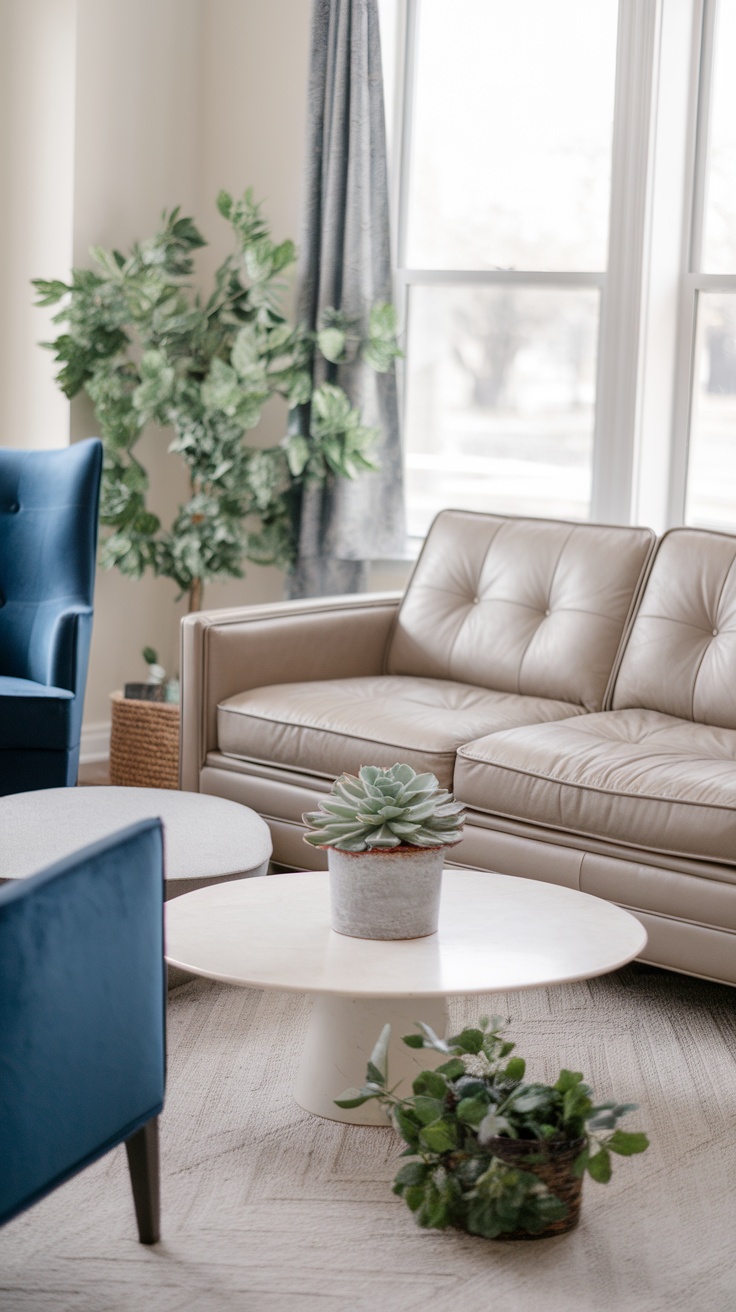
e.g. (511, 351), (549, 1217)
(1, 965), (735, 1312)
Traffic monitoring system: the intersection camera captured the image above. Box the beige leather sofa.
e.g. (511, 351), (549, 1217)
(181, 509), (736, 987)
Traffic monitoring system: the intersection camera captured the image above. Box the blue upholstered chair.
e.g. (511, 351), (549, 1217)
(0, 438), (103, 794)
(0, 819), (165, 1244)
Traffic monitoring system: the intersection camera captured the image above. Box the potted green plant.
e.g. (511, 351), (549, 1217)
(33, 189), (400, 613)
(337, 1015), (649, 1240)
(302, 763), (465, 940)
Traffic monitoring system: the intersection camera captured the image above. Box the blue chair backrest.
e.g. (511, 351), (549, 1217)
(0, 819), (165, 1226)
(0, 439), (102, 687)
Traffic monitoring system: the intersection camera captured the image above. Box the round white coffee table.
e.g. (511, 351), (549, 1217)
(165, 868), (647, 1125)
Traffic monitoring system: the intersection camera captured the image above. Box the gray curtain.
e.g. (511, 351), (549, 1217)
(287, 0), (405, 599)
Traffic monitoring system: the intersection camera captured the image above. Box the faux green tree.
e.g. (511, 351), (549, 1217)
(34, 190), (400, 612)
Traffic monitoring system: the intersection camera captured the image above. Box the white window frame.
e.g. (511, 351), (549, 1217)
(383, 0), (703, 538)
(668, 0), (736, 526)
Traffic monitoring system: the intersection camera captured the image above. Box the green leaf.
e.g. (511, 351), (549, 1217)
(393, 1161), (431, 1190)
(446, 1028), (484, 1055)
(416, 1179), (449, 1230)
(89, 244), (124, 279)
(508, 1087), (553, 1114)
(317, 327), (346, 363)
(201, 359), (242, 416)
(32, 278), (69, 306)
(555, 1069), (585, 1093)
(271, 239), (296, 273)
(607, 1131), (649, 1156)
(333, 1088), (382, 1109)
(365, 1062), (385, 1087)
(587, 1148), (612, 1183)
(283, 434), (311, 478)
(369, 301), (398, 337)
(402, 1185), (426, 1213)
(435, 1058), (466, 1080)
(287, 371), (313, 406)
(504, 1057), (526, 1081)
(392, 1106), (421, 1147)
(231, 324), (260, 373)
(419, 1119), (457, 1153)
(402, 1032), (430, 1051)
(412, 1096), (446, 1126)
(411, 1070), (447, 1100)
(368, 1023), (390, 1081)
(572, 1148), (590, 1178)
(456, 1097), (490, 1126)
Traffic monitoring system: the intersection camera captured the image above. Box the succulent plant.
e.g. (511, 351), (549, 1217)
(302, 763), (465, 852)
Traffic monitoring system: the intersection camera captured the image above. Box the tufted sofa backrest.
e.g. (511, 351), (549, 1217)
(387, 511), (655, 711)
(612, 527), (736, 727)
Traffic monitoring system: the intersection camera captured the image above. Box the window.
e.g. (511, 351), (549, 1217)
(681, 0), (736, 529)
(381, 0), (736, 543)
(386, 0), (619, 536)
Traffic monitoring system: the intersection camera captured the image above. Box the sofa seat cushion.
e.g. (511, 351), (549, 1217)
(218, 676), (585, 789)
(455, 709), (736, 867)
(0, 677), (74, 750)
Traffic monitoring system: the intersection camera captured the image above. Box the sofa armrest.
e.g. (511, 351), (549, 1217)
(179, 592), (403, 790)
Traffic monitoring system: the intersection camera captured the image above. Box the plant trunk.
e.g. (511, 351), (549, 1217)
(188, 578), (203, 613)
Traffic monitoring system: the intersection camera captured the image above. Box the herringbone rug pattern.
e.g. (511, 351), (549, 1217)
(1, 964), (734, 1312)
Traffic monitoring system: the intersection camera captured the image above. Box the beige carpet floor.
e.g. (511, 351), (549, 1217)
(1, 964), (735, 1312)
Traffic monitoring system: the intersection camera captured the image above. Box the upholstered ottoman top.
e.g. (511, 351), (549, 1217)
(0, 786), (272, 895)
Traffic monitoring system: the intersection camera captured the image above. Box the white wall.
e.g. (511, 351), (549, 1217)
(0, 0), (76, 450)
(71, 0), (202, 728)
(0, 0), (312, 738)
(190, 0), (312, 616)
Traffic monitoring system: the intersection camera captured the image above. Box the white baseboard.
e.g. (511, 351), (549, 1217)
(80, 720), (111, 764)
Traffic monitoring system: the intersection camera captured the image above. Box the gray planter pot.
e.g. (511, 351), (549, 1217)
(328, 845), (445, 940)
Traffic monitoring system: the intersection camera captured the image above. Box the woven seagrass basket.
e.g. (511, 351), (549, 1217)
(487, 1136), (585, 1239)
(109, 691), (180, 790)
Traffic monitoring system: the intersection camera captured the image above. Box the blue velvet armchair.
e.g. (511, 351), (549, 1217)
(0, 438), (103, 794)
(0, 819), (165, 1244)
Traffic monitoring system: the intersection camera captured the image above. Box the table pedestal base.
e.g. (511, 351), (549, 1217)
(293, 993), (449, 1124)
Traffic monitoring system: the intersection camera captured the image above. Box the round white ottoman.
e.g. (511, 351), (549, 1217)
(0, 787), (270, 892)
(0, 787), (272, 895)
(0, 787), (273, 988)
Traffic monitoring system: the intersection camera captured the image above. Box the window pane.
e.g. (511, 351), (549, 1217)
(701, 1), (736, 273)
(404, 285), (598, 536)
(406, 0), (618, 272)
(686, 293), (736, 528)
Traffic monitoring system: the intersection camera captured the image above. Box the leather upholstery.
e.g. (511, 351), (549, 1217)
(0, 440), (102, 793)
(0, 820), (165, 1227)
(180, 594), (402, 789)
(456, 709), (736, 866)
(613, 527), (736, 727)
(218, 675), (585, 789)
(388, 511), (654, 710)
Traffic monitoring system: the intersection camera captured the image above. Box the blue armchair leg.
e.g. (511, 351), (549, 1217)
(124, 1117), (160, 1244)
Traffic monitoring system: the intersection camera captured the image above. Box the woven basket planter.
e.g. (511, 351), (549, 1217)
(109, 691), (180, 790)
(486, 1136), (585, 1239)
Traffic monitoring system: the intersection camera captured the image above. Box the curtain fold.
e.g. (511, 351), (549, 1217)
(287, 0), (405, 599)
